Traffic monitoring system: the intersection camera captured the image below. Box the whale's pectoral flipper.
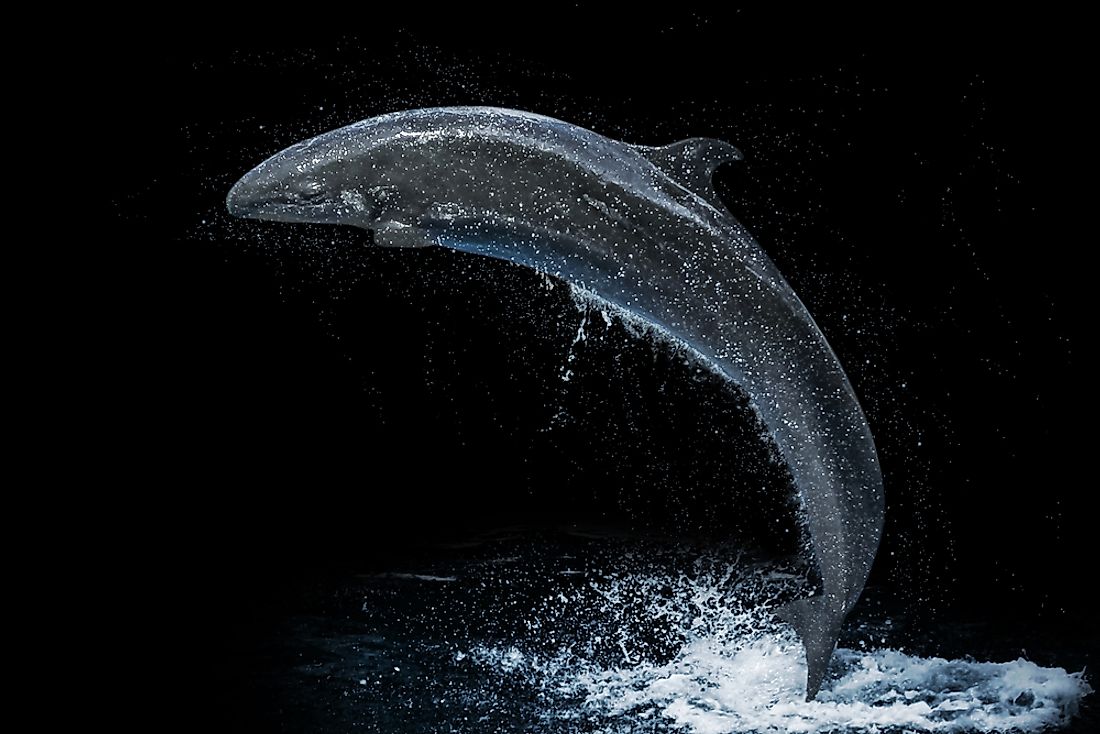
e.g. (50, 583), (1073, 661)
(635, 137), (743, 210)
(775, 596), (843, 700)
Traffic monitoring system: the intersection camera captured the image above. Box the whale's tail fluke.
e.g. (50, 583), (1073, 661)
(775, 596), (843, 700)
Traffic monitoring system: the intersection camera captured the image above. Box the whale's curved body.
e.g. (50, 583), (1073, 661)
(227, 107), (884, 698)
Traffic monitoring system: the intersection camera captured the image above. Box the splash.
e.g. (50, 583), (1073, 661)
(458, 542), (1091, 733)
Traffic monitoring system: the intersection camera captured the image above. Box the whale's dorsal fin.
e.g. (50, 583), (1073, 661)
(636, 137), (743, 210)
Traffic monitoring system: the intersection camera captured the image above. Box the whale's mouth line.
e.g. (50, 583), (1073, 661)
(226, 198), (363, 227)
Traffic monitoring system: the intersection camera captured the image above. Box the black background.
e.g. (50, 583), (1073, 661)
(87, 11), (1091, 727)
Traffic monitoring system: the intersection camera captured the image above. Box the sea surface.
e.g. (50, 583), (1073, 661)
(227, 530), (1094, 733)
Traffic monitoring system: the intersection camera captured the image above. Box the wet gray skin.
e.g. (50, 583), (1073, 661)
(227, 107), (884, 699)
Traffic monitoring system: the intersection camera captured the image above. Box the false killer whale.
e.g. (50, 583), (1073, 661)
(226, 106), (885, 699)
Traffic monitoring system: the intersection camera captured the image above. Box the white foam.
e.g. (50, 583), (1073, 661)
(471, 627), (1090, 732)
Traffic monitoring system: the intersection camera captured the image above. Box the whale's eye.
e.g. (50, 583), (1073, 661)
(291, 180), (326, 204)
(368, 185), (397, 204)
(367, 185), (399, 211)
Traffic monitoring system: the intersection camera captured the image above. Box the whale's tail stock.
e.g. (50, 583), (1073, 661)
(775, 595), (844, 701)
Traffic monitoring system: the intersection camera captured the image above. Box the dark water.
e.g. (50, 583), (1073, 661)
(217, 530), (1094, 732)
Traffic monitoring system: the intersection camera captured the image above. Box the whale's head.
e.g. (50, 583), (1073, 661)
(226, 119), (439, 245)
